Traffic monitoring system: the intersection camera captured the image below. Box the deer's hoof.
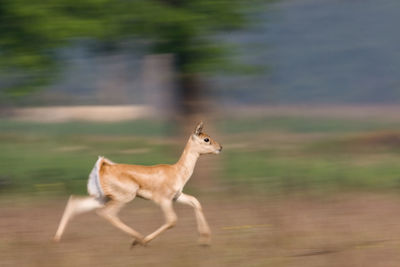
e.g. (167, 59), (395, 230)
(198, 234), (211, 247)
(130, 239), (139, 249)
(130, 238), (146, 249)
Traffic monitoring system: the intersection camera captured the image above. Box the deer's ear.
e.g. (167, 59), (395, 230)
(194, 121), (204, 136)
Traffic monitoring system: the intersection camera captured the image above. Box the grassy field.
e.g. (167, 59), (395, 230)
(3, 108), (400, 266)
(3, 111), (400, 195)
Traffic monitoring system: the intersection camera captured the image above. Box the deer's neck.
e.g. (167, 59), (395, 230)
(175, 138), (199, 185)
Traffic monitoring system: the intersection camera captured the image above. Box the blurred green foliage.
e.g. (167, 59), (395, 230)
(0, 0), (265, 100)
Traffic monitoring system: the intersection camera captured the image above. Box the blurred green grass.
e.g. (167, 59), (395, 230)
(0, 119), (174, 137)
(0, 119), (176, 195)
(2, 115), (400, 196)
(218, 116), (400, 134)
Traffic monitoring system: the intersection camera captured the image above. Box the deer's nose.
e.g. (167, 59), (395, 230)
(219, 146), (223, 152)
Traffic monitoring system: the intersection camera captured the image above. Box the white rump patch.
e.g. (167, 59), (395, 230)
(87, 156), (108, 198)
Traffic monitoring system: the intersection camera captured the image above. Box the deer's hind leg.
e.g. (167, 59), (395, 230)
(141, 199), (177, 245)
(96, 200), (144, 245)
(96, 182), (145, 245)
(54, 196), (104, 242)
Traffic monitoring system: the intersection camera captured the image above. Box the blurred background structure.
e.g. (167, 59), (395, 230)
(2, 0), (400, 266)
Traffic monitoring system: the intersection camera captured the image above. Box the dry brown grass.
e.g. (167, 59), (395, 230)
(2, 193), (400, 267)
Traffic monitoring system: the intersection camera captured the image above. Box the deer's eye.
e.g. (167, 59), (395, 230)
(204, 138), (209, 142)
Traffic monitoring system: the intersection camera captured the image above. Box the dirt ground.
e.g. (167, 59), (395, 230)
(2, 192), (400, 267)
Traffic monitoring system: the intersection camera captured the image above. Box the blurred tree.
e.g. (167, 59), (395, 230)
(0, 0), (267, 116)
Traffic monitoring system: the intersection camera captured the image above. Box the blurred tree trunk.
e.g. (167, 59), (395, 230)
(142, 54), (219, 190)
(142, 54), (176, 118)
(142, 54), (208, 130)
(0, 101), (14, 118)
(176, 73), (220, 190)
(176, 74), (205, 129)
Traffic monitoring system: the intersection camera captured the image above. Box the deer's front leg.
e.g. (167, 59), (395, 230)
(143, 199), (177, 245)
(97, 200), (145, 245)
(176, 193), (211, 245)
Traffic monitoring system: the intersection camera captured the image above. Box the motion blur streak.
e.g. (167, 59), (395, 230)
(2, 0), (400, 266)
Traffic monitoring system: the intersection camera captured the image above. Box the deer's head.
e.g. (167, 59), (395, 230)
(191, 121), (222, 155)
